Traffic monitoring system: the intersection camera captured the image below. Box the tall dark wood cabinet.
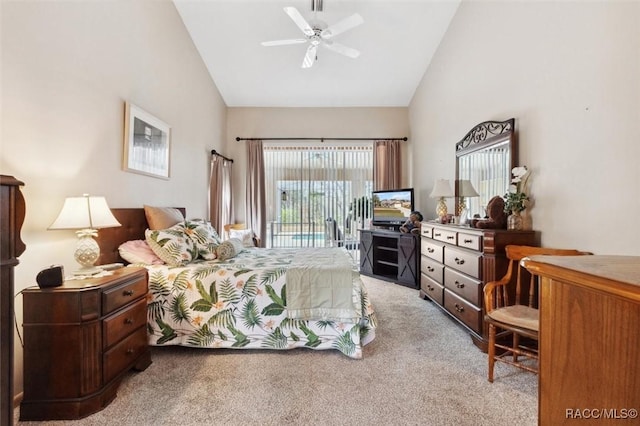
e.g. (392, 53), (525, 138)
(359, 229), (419, 288)
(1, 175), (26, 426)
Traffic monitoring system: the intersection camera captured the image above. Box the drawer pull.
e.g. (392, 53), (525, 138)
(455, 281), (464, 289)
(427, 266), (435, 272)
(454, 303), (464, 313)
(455, 257), (465, 265)
(126, 348), (135, 355)
(123, 290), (134, 296)
(124, 318), (133, 325)
(427, 285), (434, 291)
(463, 239), (473, 244)
(447, 236), (455, 240)
(434, 232), (441, 237)
(428, 248), (434, 253)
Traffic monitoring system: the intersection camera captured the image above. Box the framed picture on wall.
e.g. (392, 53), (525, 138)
(123, 102), (171, 179)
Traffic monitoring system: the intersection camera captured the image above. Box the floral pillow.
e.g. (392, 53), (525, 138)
(184, 220), (221, 260)
(215, 238), (245, 261)
(145, 222), (196, 267)
(118, 240), (165, 265)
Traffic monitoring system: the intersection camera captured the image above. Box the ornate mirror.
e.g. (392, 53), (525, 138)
(455, 118), (517, 220)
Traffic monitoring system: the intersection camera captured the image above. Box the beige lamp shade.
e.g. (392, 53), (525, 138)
(429, 179), (454, 198)
(49, 195), (120, 275)
(458, 180), (479, 197)
(49, 195), (121, 230)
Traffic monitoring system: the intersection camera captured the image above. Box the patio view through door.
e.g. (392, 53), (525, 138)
(263, 142), (373, 259)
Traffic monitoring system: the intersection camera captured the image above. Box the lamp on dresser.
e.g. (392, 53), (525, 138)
(457, 179), (479, 223)
(429, 179), (453, 222)
(48, 194), (121, 275)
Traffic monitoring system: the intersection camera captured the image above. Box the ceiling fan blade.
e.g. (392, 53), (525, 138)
(284, 7), (314, 37)
(320, 13), (364, 39)
(302, 44), (317, 69)
(323, 41), (360, 59)
(261, 39), (307, 47)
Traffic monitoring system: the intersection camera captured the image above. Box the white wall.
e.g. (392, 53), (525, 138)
(225, 107), (410, 221)
(410, 0), (640, 255)
(1, 1), (227, 396)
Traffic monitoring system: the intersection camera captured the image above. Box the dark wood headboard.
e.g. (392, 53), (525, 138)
(96, 208), (186, 265)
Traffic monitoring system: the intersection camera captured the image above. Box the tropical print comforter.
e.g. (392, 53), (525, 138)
(143, 247), (377, 359)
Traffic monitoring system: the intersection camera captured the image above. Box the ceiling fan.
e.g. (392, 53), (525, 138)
(261, 6), (364, 69)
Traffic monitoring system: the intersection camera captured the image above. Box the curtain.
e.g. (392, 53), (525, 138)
(246, 140), (266, 247)
(373, 139), (401, 190)
(209, 154), (233, 235)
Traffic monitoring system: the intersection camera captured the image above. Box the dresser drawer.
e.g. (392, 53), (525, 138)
(433, 228), (457, 245)
(421, 239), (444, 263)
(444, 289), (482, 334)
(421, 274), (444, 305)
(457, 232), (482, 251)
(103, 298), (147, 349)
(421, 256), (444, 284)
(444, 267), (482, 306)
(103, 326), (148, 384)
(420, 224), (433, 239)
(444, 246), (481, 279)
(102, 275), (147, 315)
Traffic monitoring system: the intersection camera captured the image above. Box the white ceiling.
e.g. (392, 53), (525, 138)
(173, 0), (460, 108)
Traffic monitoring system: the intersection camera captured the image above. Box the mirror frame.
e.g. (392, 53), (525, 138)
(455, 118), (517, 217)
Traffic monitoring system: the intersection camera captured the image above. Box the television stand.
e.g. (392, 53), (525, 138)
(358, 229), (419, 288)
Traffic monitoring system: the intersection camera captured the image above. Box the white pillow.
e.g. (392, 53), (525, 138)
(229, 228), (255, 247)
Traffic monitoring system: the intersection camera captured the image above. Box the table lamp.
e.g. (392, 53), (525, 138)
(457, 179), (479, 215)
(49, 194), (121, 275)
(429, 179), (453, 221)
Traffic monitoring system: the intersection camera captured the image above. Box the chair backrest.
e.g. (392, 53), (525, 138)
(223, 223), (247, 240)
(487, 245), (590, 312)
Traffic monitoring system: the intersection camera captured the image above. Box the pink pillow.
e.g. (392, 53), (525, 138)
(118, 240), (165, 265)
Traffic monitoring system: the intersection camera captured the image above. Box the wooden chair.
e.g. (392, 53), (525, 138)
(223, 223), (260, 247)
(484, 245), (590, 382)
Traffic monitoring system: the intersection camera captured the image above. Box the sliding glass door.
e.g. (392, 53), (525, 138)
(263, 142), (373, 253)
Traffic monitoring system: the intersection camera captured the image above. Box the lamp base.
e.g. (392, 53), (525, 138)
(73, 266), (103, 276)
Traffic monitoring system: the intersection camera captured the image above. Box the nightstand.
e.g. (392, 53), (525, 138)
(20, 267), (151, 421)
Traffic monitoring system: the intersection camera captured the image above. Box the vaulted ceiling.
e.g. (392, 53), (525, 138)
(173, 0), (460, 107)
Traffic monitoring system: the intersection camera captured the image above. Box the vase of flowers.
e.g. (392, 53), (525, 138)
(504, 166), (530, 230)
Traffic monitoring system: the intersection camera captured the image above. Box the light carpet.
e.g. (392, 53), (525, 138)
(15, 275), (537, 425)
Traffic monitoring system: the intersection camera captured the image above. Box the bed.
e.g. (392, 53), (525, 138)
(96, 208), (377, 359)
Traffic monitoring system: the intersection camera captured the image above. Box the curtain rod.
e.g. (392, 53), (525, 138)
(235, 137), (408, 142)
(210, 149), (233, 163)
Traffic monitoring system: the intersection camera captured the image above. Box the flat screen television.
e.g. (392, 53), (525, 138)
(371, 188), (414, 229)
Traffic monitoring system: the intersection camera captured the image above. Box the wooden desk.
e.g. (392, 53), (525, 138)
(523, 255), (640, 425)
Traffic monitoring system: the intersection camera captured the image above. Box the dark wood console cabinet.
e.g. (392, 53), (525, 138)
(20, 267), (151, 421)
(359, 229), (419, 288)
(1, 175), (26, 426)
(420, 222), (537, 351)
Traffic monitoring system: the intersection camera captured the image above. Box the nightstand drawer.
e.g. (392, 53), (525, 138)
(420, 224), (433, 239)
(103, 298), (147, 349)
(444, 289), (482, 334)
(102, 275), (147, 315)
(444, 246), (481, 279)
(421, 256), (444, 284)
(444, 267), (482, 306)
(421, 274), (444, 305)
(421, 239), (444, 263)
(103, 327), (148, 384)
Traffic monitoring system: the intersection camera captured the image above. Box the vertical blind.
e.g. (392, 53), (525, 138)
(263, 143), (373, 249)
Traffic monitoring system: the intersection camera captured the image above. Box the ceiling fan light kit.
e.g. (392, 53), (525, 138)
(261, 4), (363, 69)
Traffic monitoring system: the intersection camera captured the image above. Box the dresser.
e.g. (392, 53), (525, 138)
(1, 176), (26, 426)
(419, 222), (537, 350)
(524, 255), (640, 425)
(359, 229), (419, 288)
(20, 267), (151, 421)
